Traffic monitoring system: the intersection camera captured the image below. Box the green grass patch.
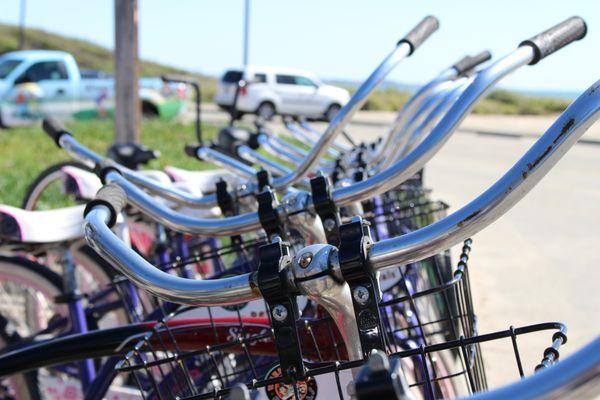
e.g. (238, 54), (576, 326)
(0, 120), (218, 207)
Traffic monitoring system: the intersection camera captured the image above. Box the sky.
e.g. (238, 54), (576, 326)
(1, 0), (598, 93)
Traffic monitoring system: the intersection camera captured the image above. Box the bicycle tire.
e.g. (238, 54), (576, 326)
(0, 255), (65, 400)
(21, 161), (92, 211)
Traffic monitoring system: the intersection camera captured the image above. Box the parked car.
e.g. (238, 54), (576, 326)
(0, 50), (188, 128)
(214, 66), (350, 121)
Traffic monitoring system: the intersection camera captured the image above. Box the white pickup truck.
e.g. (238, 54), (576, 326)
(0, 50), (188, 127)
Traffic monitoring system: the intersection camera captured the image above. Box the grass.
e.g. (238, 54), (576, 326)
(352, 86), (571, 115)
(472, 89), (571, 115)
(0, 119), (218, 207)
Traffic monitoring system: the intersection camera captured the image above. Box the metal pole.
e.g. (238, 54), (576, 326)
(243, 0), (250, 66)
(18, 0), (26, 49)
(114, 0), (141, 144)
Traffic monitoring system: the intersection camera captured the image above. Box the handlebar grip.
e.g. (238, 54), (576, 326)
(42, 118), (71, 147)
(398, 15), (440, 55)
(519, 16), (587, 65)
(453, 50), (492, 75)
(184, 144), (200, 158)
(84, 183), (127, 228)
(93, 159), (121, 184)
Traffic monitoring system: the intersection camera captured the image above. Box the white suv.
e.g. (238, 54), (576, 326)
(214, 66), (350, 121)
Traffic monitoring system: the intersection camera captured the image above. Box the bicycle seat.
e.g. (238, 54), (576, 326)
(0, 205), (85, 244)
(107, 143), (159, 170)
(163, 166), (243, 193)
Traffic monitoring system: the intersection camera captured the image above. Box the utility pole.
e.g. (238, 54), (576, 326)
(243, 0), (250, 66)
(114, 0), (141, 144)
(18, 0), (26, 49)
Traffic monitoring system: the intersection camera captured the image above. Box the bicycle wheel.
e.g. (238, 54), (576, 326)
(0, 255), (66, 400)
(21, 161), (92, 211)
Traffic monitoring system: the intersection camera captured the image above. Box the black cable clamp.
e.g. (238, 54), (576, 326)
(256, 239), (304, 381)
(331, 158), (345, 185)
(338, 216), (387, 358)
(309, 174), (341, 245)
(216, 179), (243, 246)
(256, 168), (271, 192)
(257, 187), (286, 240)
(216, 179), (235, 216)
(353, 168), (375, 216)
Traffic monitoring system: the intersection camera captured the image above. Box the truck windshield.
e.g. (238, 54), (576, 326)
(0, 59), (23, 79)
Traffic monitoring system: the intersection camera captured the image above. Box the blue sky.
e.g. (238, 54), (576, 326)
(1, 0), (598, 92)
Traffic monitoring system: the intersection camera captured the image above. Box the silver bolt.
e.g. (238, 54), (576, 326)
(323, 218), (336, 232)
(272, 304), (288, 322)
(353, 286), (370, 304)
(298, 252), (313, 268)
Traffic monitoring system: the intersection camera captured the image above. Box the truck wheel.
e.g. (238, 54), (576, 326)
(325, 103), (341, 122)
(256, 102), (276, 121)
(142, 101), (159, 118)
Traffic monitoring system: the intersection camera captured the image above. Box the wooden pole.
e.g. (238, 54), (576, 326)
(114, 0), (140, 144)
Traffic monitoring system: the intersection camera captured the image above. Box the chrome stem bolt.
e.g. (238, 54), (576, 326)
(272, 304), (288, 322)
(353, 286), (370, 304)
(298, 252), (313, 268)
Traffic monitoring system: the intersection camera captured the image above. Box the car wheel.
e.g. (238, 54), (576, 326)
(142, 101), (159, 118)
(325, 104), (341, 121)
(256, 102), (276, 121)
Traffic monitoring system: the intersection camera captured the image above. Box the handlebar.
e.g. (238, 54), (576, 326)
(84, 205), (258, 306)
(335, 17), (586, 204)
(452, 50), (492, 75)
(41, 124), (220, 208)
(368, 77), (600, 270)
(103, 170), (262, 236)
(519, 16), (587, 65)
(83, 78), (600, 309)
(270, 16), (439, 190)
(397, 15), (439, 55)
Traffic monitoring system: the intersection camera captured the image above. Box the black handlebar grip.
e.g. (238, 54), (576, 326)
(84, 183), (127, 228)
(184, 144), (200, 158)
(42, 117), (71, 147)
(453, 51), (492, 75)
(93, 159), (122, 184)
(398, 16), (440, 55)
(519, 16), (587, 65)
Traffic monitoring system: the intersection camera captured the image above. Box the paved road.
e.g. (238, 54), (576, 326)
(196, 104), (600, 388)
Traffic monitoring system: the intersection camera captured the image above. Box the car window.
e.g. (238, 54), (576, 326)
(276, 74), (296, 85)
(17, 61), (69, 83)
(222, 70), (243, 83)
(254, 73), (267, 83)
(295, 76), (317, 87)
(0, 59), (23, 79)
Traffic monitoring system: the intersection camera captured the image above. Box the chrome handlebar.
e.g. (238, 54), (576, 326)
(368, 78), (600, 270)
(84, 78), (600, 309)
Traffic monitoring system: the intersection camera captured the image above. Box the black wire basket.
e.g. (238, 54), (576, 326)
(113, 237), (488, 399)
